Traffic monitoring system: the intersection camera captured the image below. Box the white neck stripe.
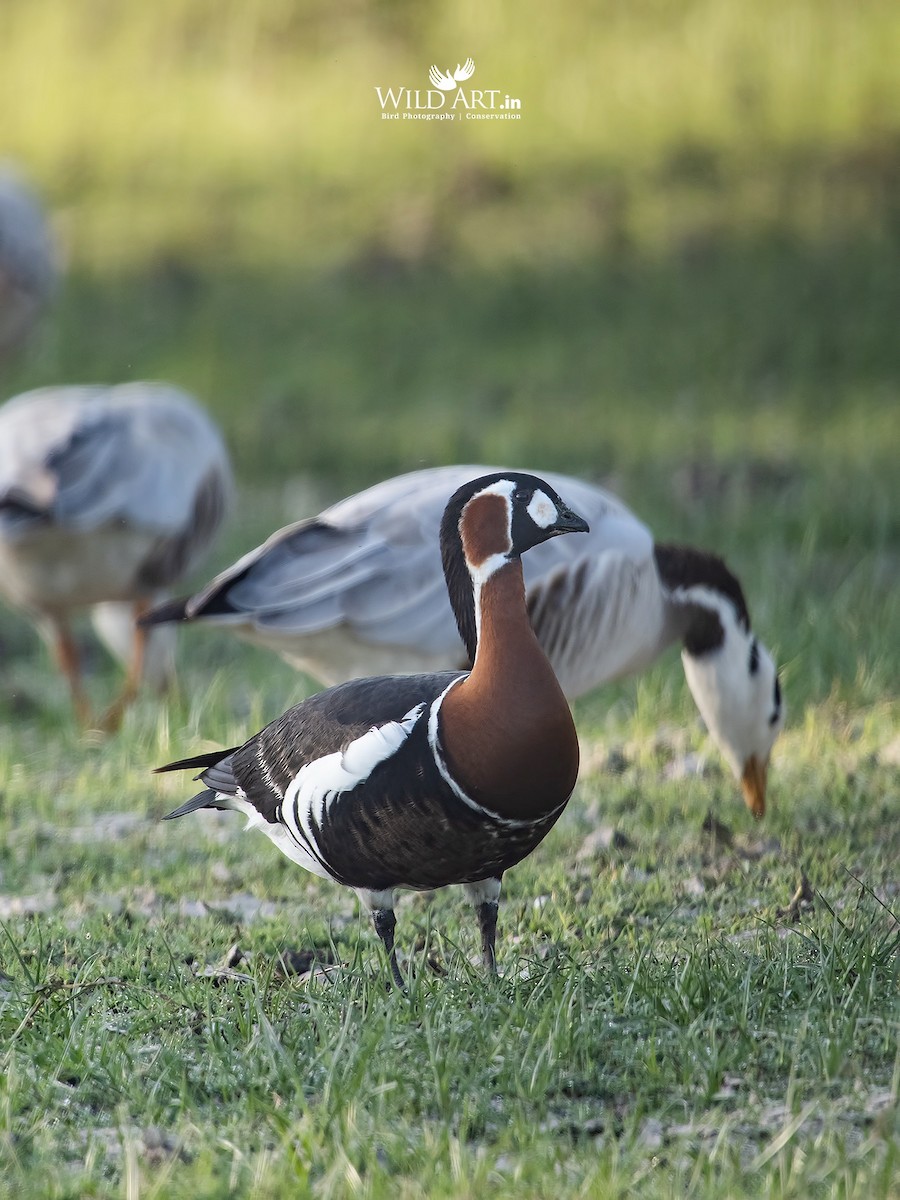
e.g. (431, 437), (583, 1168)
(468, 550), (510, 587)
(668, 583), (745, 630)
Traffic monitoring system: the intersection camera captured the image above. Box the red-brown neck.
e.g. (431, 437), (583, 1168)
(439, 560), (580, 820)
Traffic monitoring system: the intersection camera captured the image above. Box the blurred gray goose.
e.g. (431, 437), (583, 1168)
(0, 164), (57, 358)
(145, 464), (783, 816)
(0, 383), (232, 728)
(158, 472), (589, 986)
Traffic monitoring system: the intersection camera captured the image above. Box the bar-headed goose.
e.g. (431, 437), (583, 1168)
(0, 383), (233, 728)
(158, 472), (589, 985)
(145, 464), (783, 815)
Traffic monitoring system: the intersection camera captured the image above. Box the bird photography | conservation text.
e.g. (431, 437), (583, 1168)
(376, 58), (523, 120)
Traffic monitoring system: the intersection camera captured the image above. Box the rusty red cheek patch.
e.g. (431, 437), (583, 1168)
(459, 493), (511, 568)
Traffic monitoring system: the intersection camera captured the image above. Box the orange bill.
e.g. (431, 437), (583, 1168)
(741, 754), (768, 819)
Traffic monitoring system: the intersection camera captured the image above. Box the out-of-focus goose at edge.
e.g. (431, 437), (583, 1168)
(0, 383), (233, 728)
(144, 464), (784, 815)
(0, 164), (58, 359)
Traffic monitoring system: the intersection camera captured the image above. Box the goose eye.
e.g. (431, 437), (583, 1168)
(768, 675), (782, 726)
(513, 487), (530, 503)
(748, 638), (760, 675)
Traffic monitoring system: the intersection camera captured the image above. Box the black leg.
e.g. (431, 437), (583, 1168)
(372, 908), (405, 990)
(476, 900), (499, 975)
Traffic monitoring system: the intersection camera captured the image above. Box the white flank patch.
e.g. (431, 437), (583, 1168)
(280, 702), (426, 865)
(222, 793), (335, 880)
(526, 488), (558, 529)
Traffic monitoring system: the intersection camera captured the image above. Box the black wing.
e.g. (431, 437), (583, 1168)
(158, 671), (465, 824)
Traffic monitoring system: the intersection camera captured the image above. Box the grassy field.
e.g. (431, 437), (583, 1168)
(1, 1), (899, 1196)
(0, 623), (897, 1199)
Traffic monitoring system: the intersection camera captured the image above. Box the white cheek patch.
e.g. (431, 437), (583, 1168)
(526, 490), (558, 529)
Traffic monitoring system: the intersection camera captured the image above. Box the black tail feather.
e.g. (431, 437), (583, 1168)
(154, 746), (240, 775)
(163, 788), (221, 820)
(139, 596), (191, 627)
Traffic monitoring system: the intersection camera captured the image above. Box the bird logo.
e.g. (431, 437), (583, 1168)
(428, 58), (475, 91)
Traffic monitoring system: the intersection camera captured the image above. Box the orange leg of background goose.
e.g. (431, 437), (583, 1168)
(97, 599), (150, 732)
(52, 619), (91, 727)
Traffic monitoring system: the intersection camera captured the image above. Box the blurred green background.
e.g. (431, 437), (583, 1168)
(0, 11), (897, 1194)
(1, 0), (898, 707)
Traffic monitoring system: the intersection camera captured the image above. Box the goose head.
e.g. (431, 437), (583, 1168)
(440, 473), (590, 660)
(678, 588), (784, 819)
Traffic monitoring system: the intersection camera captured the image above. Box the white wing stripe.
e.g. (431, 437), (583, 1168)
(280, 703), (426, 856)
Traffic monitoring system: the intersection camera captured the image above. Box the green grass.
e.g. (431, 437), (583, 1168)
(0, 474), (896, 1198)
(1, 0), (899, 1194)
(0, 679), (897, 1198)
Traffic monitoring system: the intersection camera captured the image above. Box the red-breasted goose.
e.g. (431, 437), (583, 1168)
(0, 383), (233, 728)
(145, 464), (783, 816)
(157, 472), (589, 986)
